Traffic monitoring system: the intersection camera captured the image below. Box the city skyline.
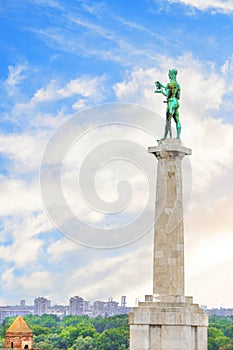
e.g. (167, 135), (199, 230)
(1, 293), (233, 317)
(0, 294), (133, 323)
(0, 0), (233, 309)
(0, 295), (132, 308)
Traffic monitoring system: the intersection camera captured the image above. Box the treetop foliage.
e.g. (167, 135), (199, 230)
(0, 313), (129, 350)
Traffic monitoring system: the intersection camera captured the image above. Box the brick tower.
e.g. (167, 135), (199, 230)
(4, 316), (37, 349)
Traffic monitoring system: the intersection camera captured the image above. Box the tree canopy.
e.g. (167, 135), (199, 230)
(0, 313), (129, 350)
(1, 313), (233, 349)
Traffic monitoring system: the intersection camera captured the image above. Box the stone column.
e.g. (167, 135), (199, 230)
(149, 138), (191, 297)
(129, 138), (208, 350)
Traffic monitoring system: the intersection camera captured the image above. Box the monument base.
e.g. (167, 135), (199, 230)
(129, 295), (208, 350)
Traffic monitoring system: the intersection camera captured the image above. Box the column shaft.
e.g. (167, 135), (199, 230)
(148, 139), (191, 296)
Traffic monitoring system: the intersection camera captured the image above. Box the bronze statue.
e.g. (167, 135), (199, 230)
(155, 69), (181, 139)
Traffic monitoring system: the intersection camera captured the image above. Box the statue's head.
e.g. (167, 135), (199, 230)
(168, 69), (178, 80)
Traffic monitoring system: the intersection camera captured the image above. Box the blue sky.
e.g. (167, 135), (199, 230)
(0, 0), (233, 308)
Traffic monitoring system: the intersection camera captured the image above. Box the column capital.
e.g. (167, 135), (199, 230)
(148, 138), (191, 159)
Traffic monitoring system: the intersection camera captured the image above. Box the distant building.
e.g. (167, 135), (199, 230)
(209, 307), (233, 317)
(83, 301), (92, 316)
(92, 297), (132, 317)
(49, 304), (67, 317)
(105, 297), (119, 316)
(4, 316), (39, 349)
(118, 295), (133, 315)
(0, 303), (33, 324)
(121, 295), (126, 307)
(34, 297), (51, 316)
(0, 295), (133, 323)
(69, 296), (84, 316)
(93, 300), (105, 317)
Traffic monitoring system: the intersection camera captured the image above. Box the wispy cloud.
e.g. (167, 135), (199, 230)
(166, 0), (233, 13)
(31, 75), (105, 104)
(0, 238), (44, 268)
(27, 5), (163, 68)
(1, 71), (107, 131)
(5, 64), (27, 87)
(3, 64), (29, 98)
(26, 0), (63, 10)
(64, 244), (153, 302)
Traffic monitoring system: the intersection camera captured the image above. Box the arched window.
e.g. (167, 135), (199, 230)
(24, 345), (29, 349)
(11, 342), (14, 348)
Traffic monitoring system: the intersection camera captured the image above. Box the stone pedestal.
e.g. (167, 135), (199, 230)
(129, 139), (208, 350)
(129, 295), (208, 350)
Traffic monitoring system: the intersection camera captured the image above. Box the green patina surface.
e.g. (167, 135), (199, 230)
(155, 69), (181, 139)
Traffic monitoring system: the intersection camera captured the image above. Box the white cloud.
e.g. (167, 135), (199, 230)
(61, 125), (153, 231)
(0, 178), (41, 215)
(0, 132), (48, 173)
(2, 72), (107, 133)
(31, 0), (61, 8)
(72, 99), (87, 111)
(5, 64), (27, 87)
(185, 198), (233, 293)
(0, 213), (51, 270)
(2, 212), (52, 241)
(221, 55), (233, 76)
(1, 267), (56, 301)
(19, 271), (53, 296)
(31, 76), (105, 105)
(47, 237), (80, 262)
(221, 55), (233, 94)
(65, 244), (153, 304)
(6, 75), (106, 130)
(0, 238), (44, 268)
(1, 267), (16, 289)
(167, 0), (233, 12)
(31, 25), (158, 68)
(187, 259), (233, 308)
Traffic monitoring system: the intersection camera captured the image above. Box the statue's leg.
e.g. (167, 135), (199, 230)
(168, 101), (175, 138)
(177, 120), (181, 139)
(163, 122), (168, 139)
(163, 111), (168, 139)
(174, 113), (181, 139)
(168, 120), (172, 138)
(164, 118), (172, 139)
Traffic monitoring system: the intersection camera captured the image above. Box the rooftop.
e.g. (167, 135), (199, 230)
(5, 316), (32, 334)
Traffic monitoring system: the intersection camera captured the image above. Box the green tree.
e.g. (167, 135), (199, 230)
(0, 338), (4, 347)
(208, 327), (231, 350)
(30, 324), (50, 336)
(68, 336), (97, 350)
(220, 341), (233, 350)
(98, 326), (129, 350)
(0, 313), (130, 349)
(93, 315), (128, 333)
(36, 340), (59, 350)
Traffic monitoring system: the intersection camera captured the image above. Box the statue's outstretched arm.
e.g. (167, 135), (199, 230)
(154, 81), (167, 96)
